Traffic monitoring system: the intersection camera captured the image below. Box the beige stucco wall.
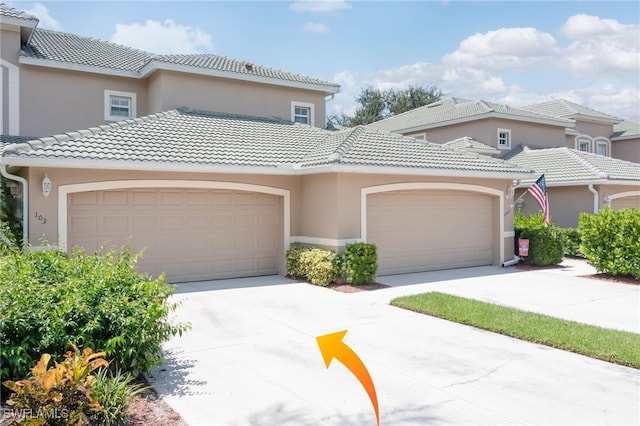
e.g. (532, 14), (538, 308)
(25, 167), (516, 265)
(599, 184), (640, 209)
(0, 26), (21, 65)
(516, 185), (594, 228)
(1, 27), (21, 134)
(147, 70), (327, 127)
(574, 121), (614, 139)
(404, 118), (566, 151)
(20, 66), (148, 137)
(612, 139), (640, 163)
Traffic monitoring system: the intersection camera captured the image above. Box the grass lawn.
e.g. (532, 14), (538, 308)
(391, 292), (640, 369)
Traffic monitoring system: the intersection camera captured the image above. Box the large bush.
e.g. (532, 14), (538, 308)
(343, 243), (378, 285)
(0, 246), (190, 382)
(514, 210), (564, 266)
(286, 245), (339, 286)
(559, 228), (582, 257)
(579, 208), (640, 279)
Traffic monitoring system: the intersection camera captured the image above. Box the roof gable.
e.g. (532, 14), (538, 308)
(523, 99), (621, 124)
(612, 119), (640, 140)
(2, 108), (532, 178)
(367, 97), (573, 134)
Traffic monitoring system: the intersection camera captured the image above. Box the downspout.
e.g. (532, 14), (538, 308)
(502, 257), (520, 267)
(0, 165), (29, 249)
(588, 184), (599, 213)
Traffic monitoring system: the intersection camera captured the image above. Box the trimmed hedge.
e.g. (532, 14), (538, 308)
(514, 210), (564, 266)
(579, 208), (640, 279)
(343, 242), (377, 285)
(286, 244), (339, 286)
(559, 228), (582, 257)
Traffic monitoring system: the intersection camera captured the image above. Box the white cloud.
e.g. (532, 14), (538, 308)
(290, 0), (351, 14)
(561, 14), (640, 76)
(443, 27), (559, 69)
(111, 19), (213, 54)
(303, 22), (330, 33)
(24, 3), (62, 31)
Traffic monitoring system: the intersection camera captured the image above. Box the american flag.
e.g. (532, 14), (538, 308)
(527, 174), (550, 226)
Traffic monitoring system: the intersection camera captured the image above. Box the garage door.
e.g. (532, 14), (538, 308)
(68, 188), (281, 282)
(367, 190), (494, 275)
(612, 196), (640, 210)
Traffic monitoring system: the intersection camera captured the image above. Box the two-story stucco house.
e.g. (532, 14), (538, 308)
(1, 4), (536, 282)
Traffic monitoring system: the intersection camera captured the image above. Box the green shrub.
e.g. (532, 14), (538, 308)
(91, 369), (149, 426)
(518, 227), (564, 266)
(559, 228), (582, 257)
(286, 243), (308, 279)
(514, 210), (547, 229)
(2, 345), (108, 425)
(298, 248), (339, 286)
(343, 243), (378, 285)
(579, 208), (640, 279)
(0, 246), (190, 383)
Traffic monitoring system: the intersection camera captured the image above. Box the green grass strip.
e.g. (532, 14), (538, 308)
(391, 292), (640, 369)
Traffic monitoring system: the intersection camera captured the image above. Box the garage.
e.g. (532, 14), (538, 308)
(367, 190), (495, 275)
(612, 196), (640, 210)
(68, 188), (282, 282)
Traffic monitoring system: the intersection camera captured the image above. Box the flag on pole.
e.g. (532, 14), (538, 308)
(527, 174), (550, 226)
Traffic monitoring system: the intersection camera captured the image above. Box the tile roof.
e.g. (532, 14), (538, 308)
(0, 3), (38, 23)
(523, 99), (621, 123)
(20, 28), (339, 91)
(505, 146), (640, 184)
(2, 108), (532, 177)
(1, 135), (37, 155)
(612, 119), (640, 140)
(441, 137), (499, 153)
(367, 98), (572, 133)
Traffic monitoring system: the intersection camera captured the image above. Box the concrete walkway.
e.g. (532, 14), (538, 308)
(148, 259), (640, 425)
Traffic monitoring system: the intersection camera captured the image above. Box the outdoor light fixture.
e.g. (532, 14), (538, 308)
(7, 182), (20, 197)
(42, 174), (52, 197)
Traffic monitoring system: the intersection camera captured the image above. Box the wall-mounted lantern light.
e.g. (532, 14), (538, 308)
(7, 182), (20, 197)
(42, 174), (52, 197)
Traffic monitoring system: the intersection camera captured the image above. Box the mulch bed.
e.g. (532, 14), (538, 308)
(326, 282), (389, 293)
(580, 273), (639, 286)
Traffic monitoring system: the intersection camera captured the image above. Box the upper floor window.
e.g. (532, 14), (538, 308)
(497, 128), (511, 149)
(595, 139), (610, 156)
(413, 133), (427, 141)
(104, 90), (137, 121)
(578, 139), (591, 152)
(291, 101), (314, 126)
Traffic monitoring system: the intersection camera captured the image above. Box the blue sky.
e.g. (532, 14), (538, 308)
(8, 1), (640, 120)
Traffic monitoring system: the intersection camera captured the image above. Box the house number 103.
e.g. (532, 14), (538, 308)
(34, 211), (47, 224)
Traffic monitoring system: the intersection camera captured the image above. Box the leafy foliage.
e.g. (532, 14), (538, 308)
(2, 345), (108, 425)
(1, 180), (23, 245)
(514, 210), (563, 266)
(0, 246), (190, 382)
(328, 84), (443, 126)
(343, 243), (378, 285)
(299, 248), (339, 286)
(91, 369), (149, 426)
(578, 208), (640, 279)
(559, 228), (582, 257)
(286, 245), (339, 286)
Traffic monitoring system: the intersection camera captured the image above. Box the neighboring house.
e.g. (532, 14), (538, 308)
(1, 107), (534, 282)
(0, 3), (339, 138)
(611, 119), (640, 164)
(506, 146), (640, 228)
(369, 97), (640, 227)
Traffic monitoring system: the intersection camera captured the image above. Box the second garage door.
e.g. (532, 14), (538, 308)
(611, 196), (640, 210)
(367, 190), (495, 275)
(68, 188), (281, 282)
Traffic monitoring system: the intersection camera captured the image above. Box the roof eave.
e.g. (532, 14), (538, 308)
(139, 61), (340, 95)
(19, 56), (141, 78)
(611, 135), (640, 141)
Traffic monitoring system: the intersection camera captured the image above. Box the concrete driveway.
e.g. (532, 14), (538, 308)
(149, 260), (640, 425)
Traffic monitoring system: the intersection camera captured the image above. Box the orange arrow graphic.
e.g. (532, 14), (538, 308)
(316, 330), (379, 426)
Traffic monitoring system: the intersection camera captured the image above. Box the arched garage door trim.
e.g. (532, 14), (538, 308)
(58, 181), (290, 268)
(361, 182), (505, 265)
(606, 190), (640, 208)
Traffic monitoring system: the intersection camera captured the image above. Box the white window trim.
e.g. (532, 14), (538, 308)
(412, 133), (427, 141)
(497, 128), (511, 150)
(594, 137), (610, 157)
(291, 101), (314, 127)
(104, 90), (137, 121)
(576, 136), (592, 153)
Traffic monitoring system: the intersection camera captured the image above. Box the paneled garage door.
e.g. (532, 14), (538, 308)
(612, 196), (640, 210)
(68, 188), (281, 282)
(367, 190), (494, 275)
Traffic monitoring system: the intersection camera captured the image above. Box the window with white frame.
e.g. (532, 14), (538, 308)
(104, 90), (137, 121)
(291, 101), (314, 126)
(497, 128), (511, 149)
(578, 139), (591, 152)
(413, 133), (427, 141)
(595, 139), (609, 156)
